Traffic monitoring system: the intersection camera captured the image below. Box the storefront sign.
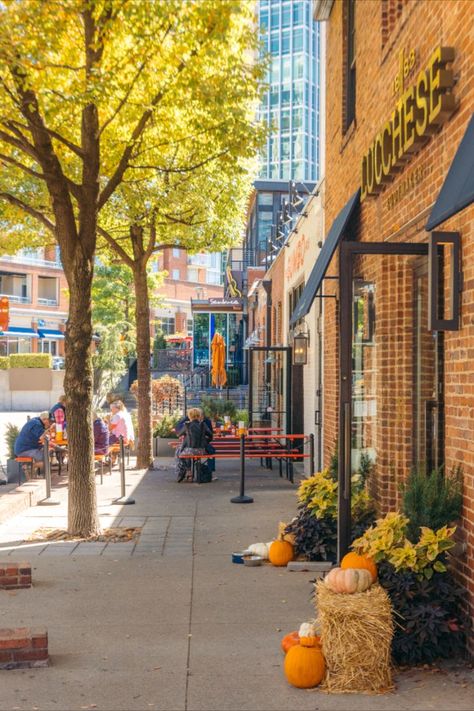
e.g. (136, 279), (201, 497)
(0, 297), (9, 332)
(361, 47), (456, 201)
(285, 233), (310, 280)
(385, 162), (430, 211)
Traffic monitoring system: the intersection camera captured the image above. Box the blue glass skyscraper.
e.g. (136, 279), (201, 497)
(258, 0), (320, 182)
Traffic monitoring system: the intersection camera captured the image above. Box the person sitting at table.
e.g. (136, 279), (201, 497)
(175, 407), (213, 482)
(109, 400), (128, 445)
(175, 408), (216, 475)
(14, 411), (53, 478)
(93, 413), (109, 455)
(49, 394), (66, 424)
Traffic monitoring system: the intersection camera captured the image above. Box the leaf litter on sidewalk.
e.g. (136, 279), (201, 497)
(24, 526), (142, 543)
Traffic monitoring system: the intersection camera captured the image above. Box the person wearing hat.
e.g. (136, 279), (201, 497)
(14, 411), (53, 477)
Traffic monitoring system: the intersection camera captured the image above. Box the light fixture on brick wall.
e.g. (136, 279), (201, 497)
(293, 332), (309, 365)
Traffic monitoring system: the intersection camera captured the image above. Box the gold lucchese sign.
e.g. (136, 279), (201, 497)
(361, 46), (456, 201)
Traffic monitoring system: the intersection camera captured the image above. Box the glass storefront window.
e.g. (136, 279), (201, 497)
(193, 313), (209, 366)
(281, 31), (290, 54)
(258, 192), (274, 206)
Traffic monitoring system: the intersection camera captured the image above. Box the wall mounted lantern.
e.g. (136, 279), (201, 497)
(293, 332), (309, 365)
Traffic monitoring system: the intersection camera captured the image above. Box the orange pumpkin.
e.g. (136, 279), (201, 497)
(281, 631), (299, 654)
(269, 538), (294, 567)
(284, 637), (326, 688)
(341, 552), (377, 582)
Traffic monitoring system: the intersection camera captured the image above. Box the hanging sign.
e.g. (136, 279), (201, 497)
(0, 297), (9, 332)
(361, 46), (456, 201)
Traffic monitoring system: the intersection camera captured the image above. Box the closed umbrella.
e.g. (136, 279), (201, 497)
(211, 331), (227, 388)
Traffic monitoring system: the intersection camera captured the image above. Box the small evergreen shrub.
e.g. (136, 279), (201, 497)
(0, 356), (9, 369)
(401, 466), (463, 542)
(5, 423), (20, 459)
(9, 353), (52, 368)
(153, 412), (181, 438)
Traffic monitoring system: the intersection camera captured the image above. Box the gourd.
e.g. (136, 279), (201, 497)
(281, 631), (299, 654)
(340, 552), (378, 582)
(247, 542), (270, 559)
(284, 637), (326, 688)
(269, 534), (294, 567)
(324, 567), (372, 594)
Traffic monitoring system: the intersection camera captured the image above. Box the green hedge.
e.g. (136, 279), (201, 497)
(0, 356), (9, 370)
(8, 353), (52, 368)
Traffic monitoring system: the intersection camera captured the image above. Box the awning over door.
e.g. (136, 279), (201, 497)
(0, 327), (39, 337)
(38, 329), (65, 340)
(290, 189), (360, 325)
(426, 113), (474, 231)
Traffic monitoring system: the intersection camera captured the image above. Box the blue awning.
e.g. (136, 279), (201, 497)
(426, 113), (474, 231)
(38, 329), (65, 340)
(290, 189), (360, 325)
(0, 327), (39, 337)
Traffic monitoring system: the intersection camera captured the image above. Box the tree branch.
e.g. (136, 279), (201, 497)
(0, 152), (44, 179)
(98, 226), (134, 268)
(0, 191), (56, 234)
(0, 127), (39, 162)
(99, 61), (146, 137)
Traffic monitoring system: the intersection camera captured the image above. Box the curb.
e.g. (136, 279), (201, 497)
(0, 479), (47, 526)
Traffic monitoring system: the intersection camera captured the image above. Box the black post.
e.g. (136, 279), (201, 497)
(112, 435), (135, 505)
(38, 435), (60, 506)
(230, 434), (253, 504)
(309, 433), (315, 473)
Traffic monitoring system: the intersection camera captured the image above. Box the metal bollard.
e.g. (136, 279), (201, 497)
(38, 435), (60, 506)
(230, 434), (253, 504)
(112, 435), (135, 505)
(309, 433), (315, 473)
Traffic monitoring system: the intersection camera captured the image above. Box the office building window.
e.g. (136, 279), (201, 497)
(187, 268), (199, 282)
(258, 192), (274, 206)
(160, 317), (175, 335)
(172, 248), (180, 257)
(343, 0), (356, 131)
(282, 4), (291, 27)
(293, 2), (304, 25)
(293, 28), (303, 52)
(172, 269), (180, 280)
(281, 31), (290, 54)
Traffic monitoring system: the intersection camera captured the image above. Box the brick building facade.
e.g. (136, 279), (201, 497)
(316, 0), (474, 642)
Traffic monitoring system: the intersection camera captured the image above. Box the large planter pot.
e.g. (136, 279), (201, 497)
(153, 436), (178, 457)
(6, 459), (26, 485)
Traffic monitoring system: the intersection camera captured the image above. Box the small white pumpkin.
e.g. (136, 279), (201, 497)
(247, 542), (270, 559)
(298, 621), (318, 638)
(324, 567), (372, 594)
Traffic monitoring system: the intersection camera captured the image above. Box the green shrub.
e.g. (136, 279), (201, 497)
(0, 356), (9, 369)
(153, 412), (181, 438)
(401, 467), (463, 542)
(200, 396), (236, 421)
(5, 423), (20, 459)
(234, 409), (249, 426)
(9, 353), (52, 368)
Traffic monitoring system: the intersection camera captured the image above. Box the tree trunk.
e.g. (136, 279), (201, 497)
(64, 250), (100, 536)
(132, 257), (153, 469)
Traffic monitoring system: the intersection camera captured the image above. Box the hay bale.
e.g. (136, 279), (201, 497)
(316, 581), (394, 694)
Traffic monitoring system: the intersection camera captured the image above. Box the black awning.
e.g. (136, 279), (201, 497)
(426, 113), (474, 231)
(290, 189), (360, 325)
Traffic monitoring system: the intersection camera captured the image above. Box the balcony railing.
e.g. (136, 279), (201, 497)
(0, 292), (30, 304)
(0, 254), (62, 269)
(38, 297), (58, 306)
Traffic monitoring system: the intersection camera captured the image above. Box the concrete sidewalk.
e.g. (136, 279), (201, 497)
(0, 458), (472, 711)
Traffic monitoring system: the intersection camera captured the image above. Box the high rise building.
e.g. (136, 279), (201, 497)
(258, 0), (321, 182)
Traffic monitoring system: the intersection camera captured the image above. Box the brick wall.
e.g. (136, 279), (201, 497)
(322, 0), (474, 643)
(0, 562), (31, 590)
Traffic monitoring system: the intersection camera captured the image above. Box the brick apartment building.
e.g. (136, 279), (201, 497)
(311, 0), (474, 640)
(0, 245), (223, 358)
(152, 248), (223, 337)
(0, 246), (68, 358)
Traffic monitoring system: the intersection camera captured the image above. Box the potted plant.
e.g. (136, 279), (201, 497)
(153, 412), (181, 457)
(5, 423), (22, 483)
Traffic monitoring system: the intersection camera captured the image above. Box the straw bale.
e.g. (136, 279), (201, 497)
(316, 581), (394, 694)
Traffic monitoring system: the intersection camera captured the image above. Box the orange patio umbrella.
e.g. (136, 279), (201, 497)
(211, 331), (227, 388)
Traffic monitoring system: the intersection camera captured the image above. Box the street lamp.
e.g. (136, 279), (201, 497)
(293, 332), (309, 365)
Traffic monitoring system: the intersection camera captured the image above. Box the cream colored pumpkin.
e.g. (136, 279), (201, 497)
(324, 567), (372, 594)
(298, 621), (317, 638)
